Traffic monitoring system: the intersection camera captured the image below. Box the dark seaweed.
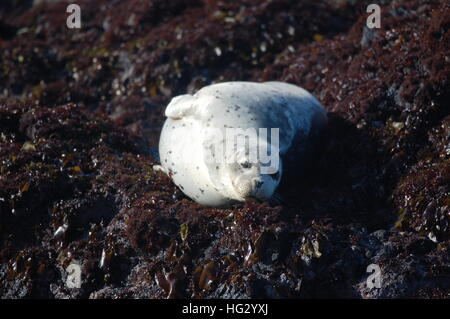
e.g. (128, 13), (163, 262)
(0, 0), (448, 298)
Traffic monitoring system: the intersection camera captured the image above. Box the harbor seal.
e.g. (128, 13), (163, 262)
(155, 81), (327, 207)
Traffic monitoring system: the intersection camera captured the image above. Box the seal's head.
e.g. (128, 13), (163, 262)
(228, 157), (281, 202)
(206, 138), (282, 203)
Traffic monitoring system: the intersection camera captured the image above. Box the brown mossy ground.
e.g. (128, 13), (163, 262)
(0, 0), (449, 298)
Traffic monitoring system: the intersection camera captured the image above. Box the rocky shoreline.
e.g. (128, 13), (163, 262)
(0, 0), (448, 298)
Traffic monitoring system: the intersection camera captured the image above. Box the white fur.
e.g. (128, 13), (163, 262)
(157, 81), (327, 207)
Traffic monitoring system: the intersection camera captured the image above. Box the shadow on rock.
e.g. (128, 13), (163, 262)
(279, 113), (398, 231)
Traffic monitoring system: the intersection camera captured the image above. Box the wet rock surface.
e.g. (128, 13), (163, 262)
(0, 0), (449, 298)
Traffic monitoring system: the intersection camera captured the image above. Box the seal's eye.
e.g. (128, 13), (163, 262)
(240, 161), (251, 169)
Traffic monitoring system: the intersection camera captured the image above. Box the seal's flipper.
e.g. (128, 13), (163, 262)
(165, 94), (196, 119)
(152, 164), (167, 175)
